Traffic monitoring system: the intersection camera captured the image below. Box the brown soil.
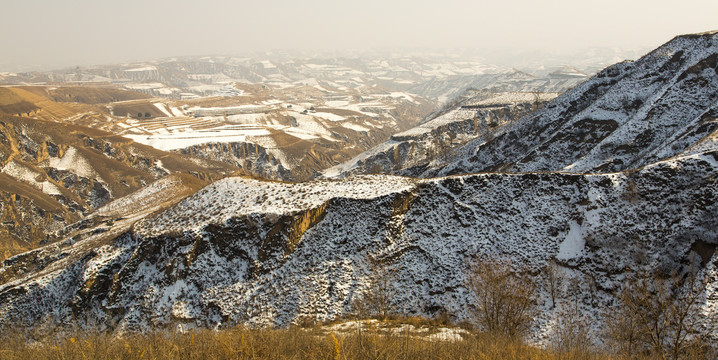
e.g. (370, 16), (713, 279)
(49, 87), (151, 104)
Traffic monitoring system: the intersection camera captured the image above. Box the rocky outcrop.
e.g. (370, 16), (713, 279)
(0, 152), (715, 340)
(178, 142), (292, 181)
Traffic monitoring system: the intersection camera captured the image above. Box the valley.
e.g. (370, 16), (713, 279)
(0, 28), (716, 359)
(1, 53), (594, 181)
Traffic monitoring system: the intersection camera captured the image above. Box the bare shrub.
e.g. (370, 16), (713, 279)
(543, 260), (564, 309)
(553, 301), (594, 358)
(353, 260), (397, 320)
(466, 258), (537, 338)
(604, 269), (710, 359)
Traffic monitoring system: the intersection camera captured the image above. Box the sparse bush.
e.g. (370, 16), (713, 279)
(553, 300), (594, 358)
(466, 258), (537, 338)
(353, 260), (397, 320)
(604, 269), (710, 359)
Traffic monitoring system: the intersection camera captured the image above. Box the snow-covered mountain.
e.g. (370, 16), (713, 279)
(0, 150), (715, 340)
(420, 31), (718, 177)
(0, 32), (716, 345)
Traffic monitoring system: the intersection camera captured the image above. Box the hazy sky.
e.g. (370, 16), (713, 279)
(1, 0), (717, 72)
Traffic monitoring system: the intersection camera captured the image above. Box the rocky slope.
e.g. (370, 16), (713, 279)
(0, 150), (715, 341)
(0, 115), (239, 260)
(0, 32), (716, 345)
(417, 31), (718, 177)
(323, 91), (557, 178)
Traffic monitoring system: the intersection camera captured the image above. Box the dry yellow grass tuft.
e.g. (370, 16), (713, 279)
(0, 325), (613, 360)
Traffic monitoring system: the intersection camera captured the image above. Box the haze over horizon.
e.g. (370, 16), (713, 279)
(1, 0), (716, 73)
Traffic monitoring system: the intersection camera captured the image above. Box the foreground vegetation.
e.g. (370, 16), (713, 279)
(1, 260), (713, 360)
(0, 324), (604, 360)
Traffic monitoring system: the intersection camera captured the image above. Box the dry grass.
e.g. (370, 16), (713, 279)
(7, 88), (87, 121)
(0, 325), (610, 360)
(0, 88), (39, 115)
(49, 87), (151, 104)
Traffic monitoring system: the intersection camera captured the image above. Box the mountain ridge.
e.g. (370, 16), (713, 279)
(412, 31), (718, 177)
(0, 31), (716, 345)
(0, 149), (715, 339)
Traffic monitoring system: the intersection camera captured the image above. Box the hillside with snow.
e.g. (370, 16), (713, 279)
(0, 115), (238, 260)
(419, 31), (718, 177)
(323, 91), (558, 178)
(0, 149), (715, 341)
(0, 32), (716, 348)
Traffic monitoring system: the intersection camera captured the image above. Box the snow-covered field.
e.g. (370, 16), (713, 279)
(124, 127), (272, 151)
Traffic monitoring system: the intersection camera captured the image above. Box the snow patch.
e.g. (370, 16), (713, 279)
(557, 221), (584, 260)
(2, 160), (62, 195)
(48, 147), (99, 180)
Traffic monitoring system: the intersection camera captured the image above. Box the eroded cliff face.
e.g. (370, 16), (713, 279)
(175, 126), (394, 182)
(1, 151), (715, 340)
(0, 116), (239, 260)
(178, 142), (292, 180)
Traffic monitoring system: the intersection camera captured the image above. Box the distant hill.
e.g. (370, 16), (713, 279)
(0, 115), (239, 260)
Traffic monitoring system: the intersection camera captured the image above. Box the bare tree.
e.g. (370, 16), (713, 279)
(353, 260), (397, 320)
(604, 269), (709, 359)
(531, 90), (545, 111)
(466, 258), (537, 338)
(542, 260), (563, 309)
(553, 300), (593, 357)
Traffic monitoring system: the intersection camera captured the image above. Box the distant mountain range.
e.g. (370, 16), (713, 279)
(0, 50), (599, 183)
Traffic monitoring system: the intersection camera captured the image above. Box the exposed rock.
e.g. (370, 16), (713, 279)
(0, 152), (715, 340)
(422, 32), (718, 177)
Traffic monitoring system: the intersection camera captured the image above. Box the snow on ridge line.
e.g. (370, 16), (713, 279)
(93, 175), (186, 217)
(429, 32), (718, 178)
(135, 175), (418, 237)
(138, 150), (718, 238)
